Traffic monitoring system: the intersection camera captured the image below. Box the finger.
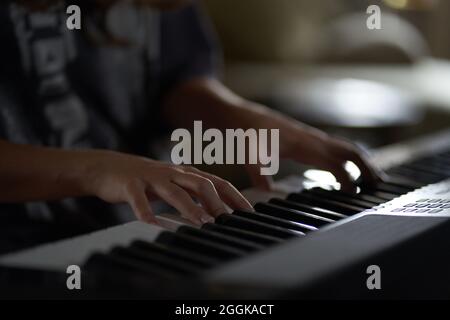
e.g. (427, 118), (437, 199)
(324, 161), (356, 193)
(245, 164), (273, 191)
(342, 148), (382, 185)
(154, 183), (213, 225)
(172, 173), (227, 218)
(182, 168), (254, 212)
(210, 178), (254, 212)
(332, 141), (382, 184)
(124, 180), (158, 224)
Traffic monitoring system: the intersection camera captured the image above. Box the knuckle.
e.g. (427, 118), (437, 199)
(196, 178), (215, 194)
(165, 167), (184, 179)
(123, 178), (141, 195)
(216, 178), (233, 190)
(164, 188), (183, 199)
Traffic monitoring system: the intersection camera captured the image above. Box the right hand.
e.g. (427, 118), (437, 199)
(85, 151), (253, 225)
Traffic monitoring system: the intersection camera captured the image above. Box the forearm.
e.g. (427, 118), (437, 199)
(162, 77), (268, 130)
(0, 140), (103, 202)
(162, 77), (325, 137)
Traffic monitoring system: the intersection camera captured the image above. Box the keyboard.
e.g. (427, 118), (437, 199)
(2, 129), (450, 298)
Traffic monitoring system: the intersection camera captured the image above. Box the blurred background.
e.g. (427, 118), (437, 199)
(195, 0), (450, 186)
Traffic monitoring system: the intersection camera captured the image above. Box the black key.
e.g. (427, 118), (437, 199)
(233, 210), (315, 233)
(388, 166), (440, 184)
(215, 214), (299, 239)
(202, 223), (282, 246)
(269, 198), (346, 220)
(412, 159), (450, 173)
(371, 182), (411, 195)
(110, 246), (200, 275)
(405, 163), (450, 178)
(337, 191), (387, 205)
(254, 202), (333, 227)
(359, 190), (398, 201)
(381, 176), (424, 190)
(305, 188), (376, 209)
(85, 252), (179, 279)
(287, 193), (363, 215)
(131, 240), (218, 268)
(177, 226), (263, 252)
(156, 231), (245, 260)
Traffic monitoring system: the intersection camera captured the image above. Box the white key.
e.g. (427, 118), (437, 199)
(0, 222), (165, 271)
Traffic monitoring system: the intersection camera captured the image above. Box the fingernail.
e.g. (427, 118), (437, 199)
(200, 214), (214, 224)
(246, 206), (255, 212)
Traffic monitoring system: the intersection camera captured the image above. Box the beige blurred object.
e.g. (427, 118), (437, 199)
(427, 0), (450, 59)
(383, 0), (438, 10)
(320, 12), (429, 63)
(202, 0), (346, 62)
(203, 0), (430, 64)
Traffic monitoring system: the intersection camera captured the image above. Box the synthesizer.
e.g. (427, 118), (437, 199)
(1, 129), (450, 299)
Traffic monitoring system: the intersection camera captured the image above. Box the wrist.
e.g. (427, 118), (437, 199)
(60, 149), (113, 198)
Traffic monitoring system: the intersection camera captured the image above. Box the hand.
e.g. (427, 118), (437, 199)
(85, 151), (253, 225)
(280, 126), (382, 192)
(245, 111), (382, 192)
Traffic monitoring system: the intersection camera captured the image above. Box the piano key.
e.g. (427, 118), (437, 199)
(370, 182), (411, 195)
(85, 252), (180, 279)
(287, 193), (363, 215)
(130, 240), (218, 268)
(359, 190), (398, 201)
(233, 210), (316, 234)
(269, 198), (346, 220)
(305, 188), (376, 209)
(155, 231), (246, 260)
(215, 214), (299, 239)
(176, 226), (264, 252)
(254, 202), (333, 227)
(380, 176), (424, 190)
(201, 223), (282, 246)
(336, 191), (387, 205)
(412, 159), (450, 173)
(0, 221), (165, 270)
(405, 163), (450, 178)
(110, 246), (201, 275)
(387, 166), (441, 184)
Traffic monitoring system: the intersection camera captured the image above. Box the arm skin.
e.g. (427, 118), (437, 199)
(162, 77), (382, 191)
(0, 77), (380, 225)
(0, 141), (253, 225)
(0, 141), (94, 202)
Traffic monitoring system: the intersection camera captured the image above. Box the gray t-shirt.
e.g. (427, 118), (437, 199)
(0, 0), (220, 252)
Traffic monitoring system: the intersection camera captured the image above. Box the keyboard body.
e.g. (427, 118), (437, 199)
(1, 129), (450, 299)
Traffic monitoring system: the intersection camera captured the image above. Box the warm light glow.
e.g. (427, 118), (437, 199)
(383, 0), (437, 10)
(383, 0), (409, 9)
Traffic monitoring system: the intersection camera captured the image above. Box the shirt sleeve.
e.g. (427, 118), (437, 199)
(159, 1), (222, 95)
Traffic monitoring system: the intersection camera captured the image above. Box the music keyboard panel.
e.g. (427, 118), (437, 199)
(1, 129), (450, 297)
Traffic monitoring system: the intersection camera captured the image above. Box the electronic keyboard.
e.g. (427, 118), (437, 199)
(2, 129), (450, 299)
